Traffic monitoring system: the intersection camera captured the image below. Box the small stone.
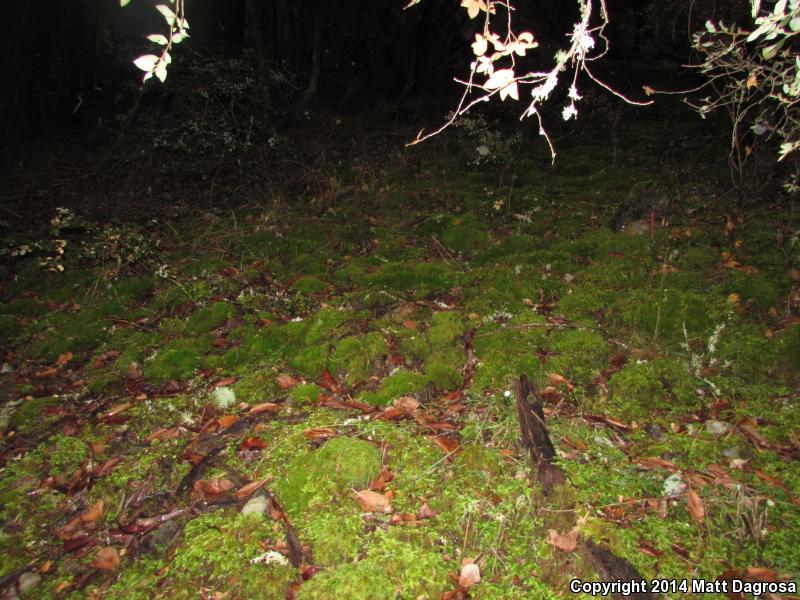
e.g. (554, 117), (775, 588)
(705, 420), (731, 436)
(241, 494), (269, 516)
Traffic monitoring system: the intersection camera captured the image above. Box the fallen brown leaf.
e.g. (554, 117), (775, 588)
(547, 528), (578, 552)
(56, 351), (73, 367)
(686, 488), (705, 524)
(277, 374), (299, 389)
(249, 402), (281, 415)
(192, 478), (235, 500)
(353, 490), (393, 514)
(92, 546), (121, 571)
(235, 479), (268, 499)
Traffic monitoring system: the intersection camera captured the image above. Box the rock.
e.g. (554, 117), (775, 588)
(241, 494), (269, 516)
(705, 420), (731, 436)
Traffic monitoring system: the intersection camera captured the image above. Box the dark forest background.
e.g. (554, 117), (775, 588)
(0, 0), (752, 136)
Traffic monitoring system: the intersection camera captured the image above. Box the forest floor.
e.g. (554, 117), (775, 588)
(1, 101), (799, 599)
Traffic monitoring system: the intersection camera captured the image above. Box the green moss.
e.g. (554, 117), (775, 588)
(423, 349), (463, 389)
(8, 396), (59, 434)
(287, 344), (329, 380)
(276, 436), (382, 516)
(330, 332), (388, 385)
(291, 275), (328, 293)
(305, 309), (352, 344)
(111, 330), (159, 374)
(26, 307), (110, 359)
(602, 358), (701, 420)
(0, 298), (46, 317)
(233, 369), (280, 404)
(297, 559), (393, 600)
(145, 337), (212, 382)
(440, 212), (491, 254)
(0, 314), (20, 346)
(723, 271), (781, 311)
(608, 288), (721, 344)
(360, 369), (427, 406)
(472, 313), (550, 390)
(46, 434), (92, 477)
(357, 261), (459, 295)
(428, 311), (466, 349)
(298, 529), (449, 600)
(546, 327), (610, 383)
(109, 277), (156, 303)
(168, 512), (296, 598)
(159, 317), (186, 336)
(305, 512), (363, 566)
(289, 383), (324, 406)
(223, 321), (309, 369)
(467, 265), (560, 311)
(715, 322), (799, 382)
(186, 301), (234, 334)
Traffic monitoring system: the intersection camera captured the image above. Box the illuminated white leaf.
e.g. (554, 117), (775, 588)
(461, 0), (480, 19)
(146, 34), (169, 45)
(472, 34), (488, 56)
(120, 0), (131, 6)
(155, 4), (176, 25)
(155, 65), (168, 83)
(485, 68), (514, 90)
(499, 81), (519, 101)
(133, 54), (159, 72)
(172, 31), (189, 43)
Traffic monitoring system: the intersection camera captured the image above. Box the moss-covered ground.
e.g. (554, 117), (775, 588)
(1, 109), (799, 599)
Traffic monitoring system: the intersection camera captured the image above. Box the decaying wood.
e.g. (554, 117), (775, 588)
(585, 539), (658, 600)
(513, 374), (566, 494)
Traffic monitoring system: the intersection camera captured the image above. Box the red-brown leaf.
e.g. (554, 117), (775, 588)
(192, 478), (235, 500)
(353, 490), (393, 513)
(235, 479), (268, 499)
(248, 402), (281, 415)
(92, 546), (121, 571)
(546, 528), (578, 552)
(277, 374), (299, 389)
(686, 488), (705, 524)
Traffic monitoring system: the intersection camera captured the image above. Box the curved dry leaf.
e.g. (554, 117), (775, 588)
(249, 402), (281, 415)
(235, 479), (268, 499)
(193, 478), (235, 500)
(353, 489), (393, 514)
(277, 374), (299, 389)
(686, 488), (705, 524)
(303, 427), (336, 440)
